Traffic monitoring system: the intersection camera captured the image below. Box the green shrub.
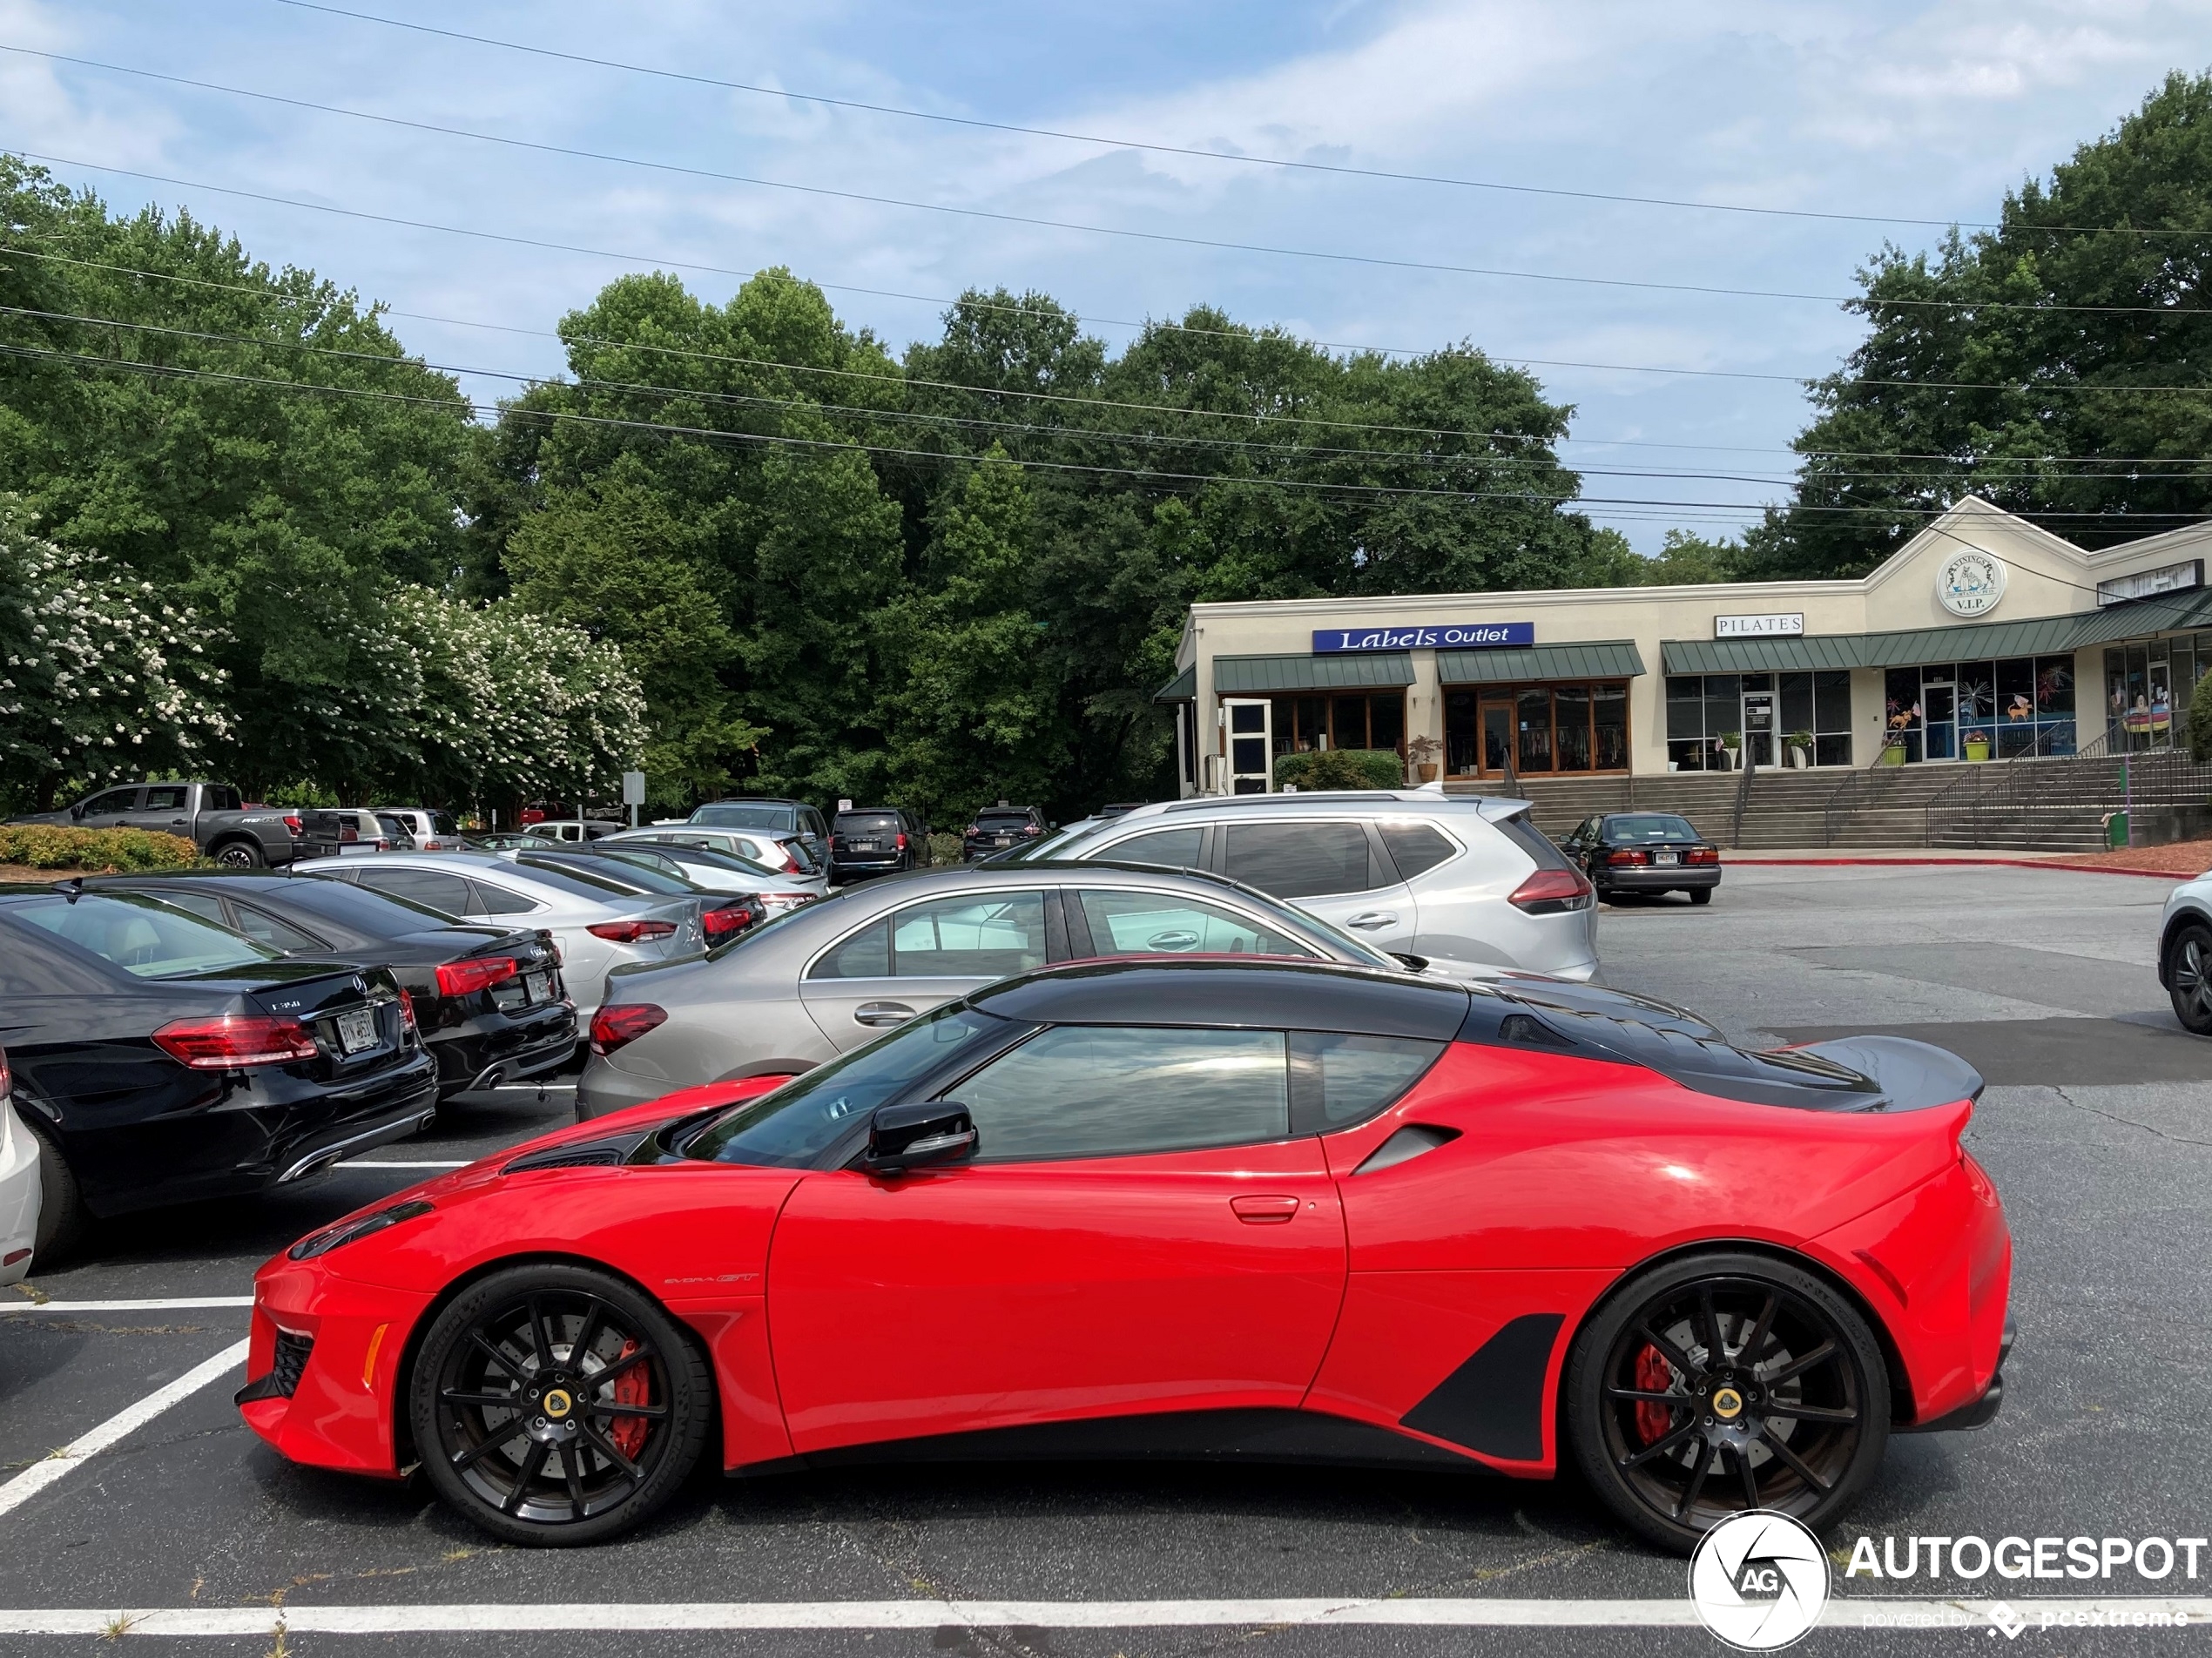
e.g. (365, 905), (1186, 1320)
(1273, 748), (1406, 791)
(2192, 670), (2212, 764)
(0, 825), (200, 872)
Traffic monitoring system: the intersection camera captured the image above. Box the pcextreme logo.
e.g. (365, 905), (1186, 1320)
(1689, 1511), (1831, 1650)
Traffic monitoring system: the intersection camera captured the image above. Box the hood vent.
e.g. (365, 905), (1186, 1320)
(503, 1130), (651, 1175)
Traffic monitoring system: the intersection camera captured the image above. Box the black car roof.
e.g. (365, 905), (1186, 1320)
(971, 960), (1469, 1040)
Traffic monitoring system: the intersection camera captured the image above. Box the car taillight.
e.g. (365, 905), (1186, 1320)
(435, 955), (518, 997)
(338, 825), (358, 842)
(152, 1014), (319, 1069)
(702, 903), (761, 943)
(1606, 848), (1650, 866)
(397, 988), (417, 1030)
(282, 815), (303, 837)
(1507, 867), (1594, 915)
(1687, 846), (1721, 865)
(1023, 825), (1042, 835)
(590, 1002), (667, 1055)
(587, 919), (678, 944)
(964, 824), (981, 837)
(374, 839), (391, 851)
(773, 844), (800, 871)
(895, 832), (907, 850)
(0, 1044), (10, 1097)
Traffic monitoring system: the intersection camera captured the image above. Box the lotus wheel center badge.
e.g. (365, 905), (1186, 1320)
(1710, 1386), (1744, 1420)
(542, 1389), (572, 1419)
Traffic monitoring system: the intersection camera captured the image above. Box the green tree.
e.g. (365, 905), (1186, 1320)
(1751, 72), (2212, 578)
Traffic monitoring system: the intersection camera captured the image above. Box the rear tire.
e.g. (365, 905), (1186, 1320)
(2166, 920), (2212, 1035)
(213, 840), (264, 868)
(411, 1263), (714, 1547)
(1689, 887), (1712, 906)
(26, 1121), (88, 1264)
(1565, 1250), (1889, 1554)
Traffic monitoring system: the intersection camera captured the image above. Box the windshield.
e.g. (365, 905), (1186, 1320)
(234, 879), (456, 934)
(519, 854), (699, 896)
(692, 803), (798, 831)
(1606, 815), (1701, 844)
(496, 860), (650, 901)
(15, 892), (277, 978)
(686, 1004), (1009, 1166)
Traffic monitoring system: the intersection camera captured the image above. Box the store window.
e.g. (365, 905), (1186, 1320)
(1667, 672), (1851, 770)
(1267, 692), (1406, 757)
(1443, 683), (1629, 776)
(2107, 641), (2185, 751)
(1886, 657), (2074, 762)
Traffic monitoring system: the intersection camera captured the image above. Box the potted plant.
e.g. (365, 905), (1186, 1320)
(1406, 733), (1440, 784)
(1878, 738), (1907, 766)
(1963, 730), (1993, 762)
(1786, 729), (1814, 768)
(1717, 731), (1741, 771)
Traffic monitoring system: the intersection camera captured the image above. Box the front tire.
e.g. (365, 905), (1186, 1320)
(2166, 920), (2212, 1035)
(1565, 1251), (1889, 1553)
(410, 1264), (713, 1547)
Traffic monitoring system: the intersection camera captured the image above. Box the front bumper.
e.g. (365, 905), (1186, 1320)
(237, 1264), (434, 1477)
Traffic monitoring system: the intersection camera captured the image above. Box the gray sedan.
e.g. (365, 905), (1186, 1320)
(575, 861), (1409, 1118)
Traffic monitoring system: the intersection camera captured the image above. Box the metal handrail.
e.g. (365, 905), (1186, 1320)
(1730, 739), (1757, 847)
(1820, 766), (1865, 847)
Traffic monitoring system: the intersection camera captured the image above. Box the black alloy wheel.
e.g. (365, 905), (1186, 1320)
(1566, 1252), (1889, 1552)
(2166, 920), (2212, 1035)
(214, 841), (264, 868)
(411, 1264), (712, 1546)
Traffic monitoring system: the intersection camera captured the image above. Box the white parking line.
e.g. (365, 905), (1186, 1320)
(343, 1159), (469, 1169)
(0, 1598), (2202, 1635)
(5, 1298), (252, 1312)
(0, 1338), (249, 1520)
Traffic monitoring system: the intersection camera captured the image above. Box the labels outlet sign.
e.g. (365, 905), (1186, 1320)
(1312, 622), (1534, 653)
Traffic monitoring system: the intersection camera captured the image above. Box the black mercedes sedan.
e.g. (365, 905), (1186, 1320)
(84, 872), (577, 1101)
(0, 886), (441, 1258)
(1557, 812), (1723, 905)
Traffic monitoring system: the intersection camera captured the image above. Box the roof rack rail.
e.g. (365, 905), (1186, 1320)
(1157, 791), (1413, 813)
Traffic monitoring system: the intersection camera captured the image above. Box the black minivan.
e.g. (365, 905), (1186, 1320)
(828, 807), (932, 882)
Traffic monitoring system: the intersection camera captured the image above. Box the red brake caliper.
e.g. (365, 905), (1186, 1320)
(1634, 1343), (1676, 1445)
(609, 1338), (650, 1458)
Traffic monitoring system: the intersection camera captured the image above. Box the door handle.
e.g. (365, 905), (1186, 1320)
(853, 1001), (916, 1028)
(1145, 929), (1201, 952)
(1345, 911), (1399, 930)
(1230, 1194), (1301, 1224)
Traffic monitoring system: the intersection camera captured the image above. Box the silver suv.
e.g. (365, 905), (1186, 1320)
(1044, 791), (1597, 981)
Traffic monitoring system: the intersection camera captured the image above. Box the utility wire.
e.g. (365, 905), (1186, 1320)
(7, 46), (2209, 319)
(274, 0), (2202, 243)
(8, 337), (2208, 527)
(13, 297), (2212, 489)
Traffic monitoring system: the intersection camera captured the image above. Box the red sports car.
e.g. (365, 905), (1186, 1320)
(238, 960), (2013, 1553)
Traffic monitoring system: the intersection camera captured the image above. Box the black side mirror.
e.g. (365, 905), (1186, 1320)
(862, 1101), (977, 1176)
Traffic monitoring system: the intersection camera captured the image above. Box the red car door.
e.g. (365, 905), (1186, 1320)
(765, 1022), (1346, 1455)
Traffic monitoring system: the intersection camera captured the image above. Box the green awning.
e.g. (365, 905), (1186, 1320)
(1154, 665), (1196, 702)
(1660, 589), (2212, 676)
(1211, 651), (1416, 693)
(1436, 639), (1645, 684)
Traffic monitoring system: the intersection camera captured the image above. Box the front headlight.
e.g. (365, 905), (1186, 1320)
(288, 1199), (434, 1261)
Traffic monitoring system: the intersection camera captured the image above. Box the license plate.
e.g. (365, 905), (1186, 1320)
(994, 836), (1013, 845)
(525, 970), (552, 1002)
(850, 839), (880, 851)
(1655, 851), (1680, 866)
(335, 1007), (378, 1055)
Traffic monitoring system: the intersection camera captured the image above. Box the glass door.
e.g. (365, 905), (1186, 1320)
(1922, 681), (1957, 761)
(1740, 688), (1777, 769)
(1480, 700), (1514, 775)
(1224, 699), (1272, 793)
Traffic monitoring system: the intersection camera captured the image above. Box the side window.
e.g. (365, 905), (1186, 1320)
(203, 785), (242, 812)
(1075, 889), (1315, 959)
(1289, 1031), (1447, 1130)
(81, 788), (140, 816)
(226, 903), (324, 953)
(467, 880), (539, 916)
(1221, 821), (1374, 899)
(157, 891), (229, 926)
(813, 919), (891, 979)
(888, 893), (1047, 976)
(141, 785), (189, 812)
(1095, 826), (1203, 870)
(352, 867), (474, 915)
(1379, 822), (1459, 882)
(954, 1025), (1290, 1162)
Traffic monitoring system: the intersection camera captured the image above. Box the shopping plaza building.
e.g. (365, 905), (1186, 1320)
(1157, 497), (2212, 795)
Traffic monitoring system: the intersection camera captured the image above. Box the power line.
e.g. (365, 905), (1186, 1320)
(7, 46), (2209, 319)
(17, 297), (2212, 491)
(9, 336), (2209, 529)
(273, 0), (2199, 244)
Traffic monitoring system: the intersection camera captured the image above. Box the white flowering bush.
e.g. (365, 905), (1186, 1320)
(0, 501), (232, 791)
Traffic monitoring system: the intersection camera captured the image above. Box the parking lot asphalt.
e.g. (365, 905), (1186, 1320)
(3, 864), (2209, 1654)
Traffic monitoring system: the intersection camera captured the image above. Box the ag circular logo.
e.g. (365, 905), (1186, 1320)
(1688, 1510), (1831, 1650)
(1936, 548), (2007, 617)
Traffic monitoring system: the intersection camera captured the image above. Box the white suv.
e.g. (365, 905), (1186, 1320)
(1045, 791), (1598, 981)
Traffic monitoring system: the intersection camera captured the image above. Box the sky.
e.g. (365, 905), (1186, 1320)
(3, 0), (2212, 550)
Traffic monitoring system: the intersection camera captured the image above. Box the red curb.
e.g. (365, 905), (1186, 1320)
(1731, 856), (2190, 880)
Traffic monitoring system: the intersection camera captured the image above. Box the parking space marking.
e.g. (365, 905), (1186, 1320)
(0, 1598), (2205, 1635)
(6, 1297), (252, 1312)
(0, 1338), (248, 1520)
(344, 1160), (469, 1169)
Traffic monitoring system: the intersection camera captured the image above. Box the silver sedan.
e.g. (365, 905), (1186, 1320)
(300, 851), (706, 1016)
(575, 861), (1412, 1118)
